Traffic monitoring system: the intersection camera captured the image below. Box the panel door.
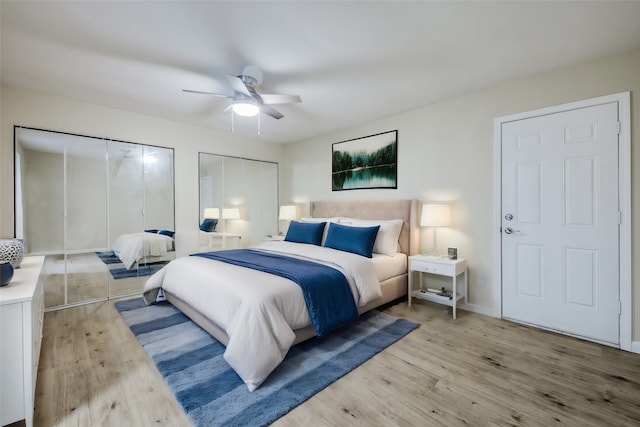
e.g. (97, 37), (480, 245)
(501, 102), (620, 345)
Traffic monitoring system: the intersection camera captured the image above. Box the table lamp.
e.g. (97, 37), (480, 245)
(420, 204), (451, 256)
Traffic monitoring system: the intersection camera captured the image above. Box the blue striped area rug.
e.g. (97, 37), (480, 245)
(96, 251), (168, 280)
(115, 297), (418, 427)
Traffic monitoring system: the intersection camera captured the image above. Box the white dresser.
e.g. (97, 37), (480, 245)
(0, 256), (45, 427)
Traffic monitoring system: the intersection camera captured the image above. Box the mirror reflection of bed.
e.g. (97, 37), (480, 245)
(111, 230), (176, 270)
(14, 127), (176, 310)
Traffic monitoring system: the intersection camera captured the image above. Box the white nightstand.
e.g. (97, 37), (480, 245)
(408, 255), (467, 319)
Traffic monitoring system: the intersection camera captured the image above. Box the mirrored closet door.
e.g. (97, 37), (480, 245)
(15, 127), (175, 310)
(199, 153), (278, 251)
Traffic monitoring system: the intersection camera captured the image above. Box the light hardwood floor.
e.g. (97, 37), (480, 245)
(34, 299), (640, 426)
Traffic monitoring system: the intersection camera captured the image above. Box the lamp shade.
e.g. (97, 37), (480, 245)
(420, 204), (451, 227)
(203, 208), (220, 219)
(278, 205), (297, 221)
(222, 208), (241, 220)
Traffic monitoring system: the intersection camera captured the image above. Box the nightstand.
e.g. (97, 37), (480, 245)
(408, 255), (467, 319)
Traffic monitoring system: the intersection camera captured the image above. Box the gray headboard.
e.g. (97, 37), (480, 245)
(309, 199), (420, 256)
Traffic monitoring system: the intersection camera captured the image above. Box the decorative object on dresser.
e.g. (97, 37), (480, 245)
(0, 238), (25, 268)
(331, 130), (398, 191)
(408, 255), (467, 319)
(0, 261), (14, 286)
(420, 204), (451, 256)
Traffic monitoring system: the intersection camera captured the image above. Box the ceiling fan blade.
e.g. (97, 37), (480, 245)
(226, 75), (252, 96)
(182, 89), (229, 97)
(259, 94), (302, 105)
(261, 105), (284, 120)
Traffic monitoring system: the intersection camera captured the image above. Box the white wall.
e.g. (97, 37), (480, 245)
(0, 85), (285, 257)
(281, 49), (640, 341)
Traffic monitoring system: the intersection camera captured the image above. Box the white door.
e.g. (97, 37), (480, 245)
(501, 102), (620, 345)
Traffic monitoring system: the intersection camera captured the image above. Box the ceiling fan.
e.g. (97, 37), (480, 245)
(183, 66), (301, 120)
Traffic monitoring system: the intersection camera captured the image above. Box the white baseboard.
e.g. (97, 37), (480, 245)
(461, 303), (499, 318)
(631, 341), (640, 354)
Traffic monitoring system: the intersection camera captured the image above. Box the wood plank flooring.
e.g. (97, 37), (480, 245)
(34, 299), (640, 426)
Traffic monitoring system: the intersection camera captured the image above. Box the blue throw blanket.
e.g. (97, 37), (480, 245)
(192, 249), (359, 336)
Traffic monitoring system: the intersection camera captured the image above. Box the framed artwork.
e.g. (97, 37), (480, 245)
(331, 130), (398, 191)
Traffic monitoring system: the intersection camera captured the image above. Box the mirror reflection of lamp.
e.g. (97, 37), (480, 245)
(222, 208), (241, 233)
(204, 208), (220, 219)
(278, 205), (297, 235)
(420, 204), (451, 257)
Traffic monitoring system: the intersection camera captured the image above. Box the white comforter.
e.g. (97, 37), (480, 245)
(112, 232), (174, 269)
(143, 241), (381, 391)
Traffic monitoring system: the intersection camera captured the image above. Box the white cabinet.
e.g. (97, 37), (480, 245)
(0, 256), (45, 427)
(408, 255), (467, 319)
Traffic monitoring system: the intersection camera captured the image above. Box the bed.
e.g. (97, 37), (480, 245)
(112, 231), (175, 270)
(143, 199), (419, 391)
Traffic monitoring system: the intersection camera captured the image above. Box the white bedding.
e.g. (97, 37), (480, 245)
(372, 252), (408, 282)
(112, 232), (174, 269)
(143, 240), (381, 391)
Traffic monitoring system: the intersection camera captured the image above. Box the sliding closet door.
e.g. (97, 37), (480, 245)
(198, 152), (279, 251)
(260, 161), (279, 238)
(16, 129), (110, 308)
(108, 141), (145, 296)
(18, 130), (66, 308)
(223, 156), (245, 239)
(16, 128), (176, 309)
(244, 159), (279, 243)
(65, 136), (109, 305)
(142, 145), (175, 236)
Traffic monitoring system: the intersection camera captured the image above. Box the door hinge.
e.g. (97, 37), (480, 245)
(619, 300), (622, 315)
(618, 211), (622, 225)
(617, 121), (621, 135)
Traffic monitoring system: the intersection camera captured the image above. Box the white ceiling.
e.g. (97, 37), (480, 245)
(3, 1), (640, 143)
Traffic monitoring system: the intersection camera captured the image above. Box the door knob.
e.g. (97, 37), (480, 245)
(504, 213), (513, 221)
(504, 227), (514, 234)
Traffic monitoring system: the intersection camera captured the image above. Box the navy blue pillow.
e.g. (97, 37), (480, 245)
(324, 222), (380, 258)
(200, 219), (218, 232)
(284, 221), (326, 246)
(158, 229), (175, 238)
(144, 229), (159, 234)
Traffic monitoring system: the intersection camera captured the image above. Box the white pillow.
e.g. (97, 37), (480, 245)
(338, 218), (403, 256)
(300, 217), (341, 245)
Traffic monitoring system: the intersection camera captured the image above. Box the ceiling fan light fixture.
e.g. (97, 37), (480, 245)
(232, 101), (259, 117)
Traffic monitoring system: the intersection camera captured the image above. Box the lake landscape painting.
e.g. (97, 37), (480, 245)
(332, 130), (398, 191)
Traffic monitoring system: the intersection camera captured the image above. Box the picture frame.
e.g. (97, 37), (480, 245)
(331, 130), (398, 191)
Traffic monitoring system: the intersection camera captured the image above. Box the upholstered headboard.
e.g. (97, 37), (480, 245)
(309, 199), (420, 256)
